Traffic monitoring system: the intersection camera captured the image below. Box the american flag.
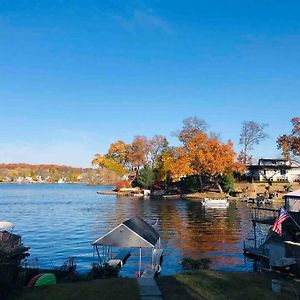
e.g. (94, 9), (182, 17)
(271, 207), (290, 236)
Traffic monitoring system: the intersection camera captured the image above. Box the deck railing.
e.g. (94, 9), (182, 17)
(252, 207), (279, 225)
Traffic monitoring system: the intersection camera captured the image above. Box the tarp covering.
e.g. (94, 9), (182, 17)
(284, 190), (300, 198)
(284, 190), (300, 212)
(92, 217), (159, 248)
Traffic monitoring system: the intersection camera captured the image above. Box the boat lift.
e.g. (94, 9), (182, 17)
(92, 217), (163, 278)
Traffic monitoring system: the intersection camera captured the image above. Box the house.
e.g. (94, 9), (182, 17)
(24, 176), (34, 183)
(247, 158), (300, 182)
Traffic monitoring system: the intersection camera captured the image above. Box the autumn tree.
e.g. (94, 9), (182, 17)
(92, 154), (126, 176)
(106, 140), (131, 166)
(160, 147), (192, 182)
(92, 136), (170, 181)
(185, 133), (241, 192)
(277, 117), (300, 159)
(127, 136), (151, 170)
(161, 132), (243, 193)
(239, 121), (268, 164)
(148, 135), (168, 167)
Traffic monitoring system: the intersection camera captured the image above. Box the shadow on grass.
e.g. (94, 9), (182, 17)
(7, 278), (139, 300)
(158, 271), (300, 300)
(158, 276), (200, 300)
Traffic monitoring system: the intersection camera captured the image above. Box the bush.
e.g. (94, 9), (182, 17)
(179, 175), (200, 193)
(135, 165), (155, 189)
(88, 264), (120, 279)
(181, 257), (212, 271)
(115, 180), (131, 191)
(221, 174), (234, 193)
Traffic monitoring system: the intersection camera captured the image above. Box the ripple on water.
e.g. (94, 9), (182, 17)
(0, 184), (269, 275)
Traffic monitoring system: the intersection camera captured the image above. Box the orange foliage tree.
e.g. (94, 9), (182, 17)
(127, 136), (151, 170)
(277, 117), (300, 159)
(186, 133), (243, 192)
(106, 140), (131, 166)
(162, 132), (243, 193)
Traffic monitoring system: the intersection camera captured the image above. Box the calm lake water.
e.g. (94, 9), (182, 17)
(0, 184), (271, 276)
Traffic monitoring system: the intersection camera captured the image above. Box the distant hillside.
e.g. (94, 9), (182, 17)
(0, 163), (121, 185)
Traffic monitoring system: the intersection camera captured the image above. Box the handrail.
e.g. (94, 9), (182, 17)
(253, 207), (279, 212)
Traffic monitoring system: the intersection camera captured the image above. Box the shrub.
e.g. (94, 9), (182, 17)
(179, 175), (200, 193)
(135, 165), (155, 189)
(221, 174), (234, 193)
(115, 180), (131, 191)
(181, 257), (212, 271)
(88, 264), (119, 279)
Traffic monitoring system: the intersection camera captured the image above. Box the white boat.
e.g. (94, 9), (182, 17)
(202, 198), (229, 208)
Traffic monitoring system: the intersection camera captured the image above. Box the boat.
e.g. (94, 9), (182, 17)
(0, 221), (30, 265)
(202, 198), (229, 208)
(0, 221), (30, 287)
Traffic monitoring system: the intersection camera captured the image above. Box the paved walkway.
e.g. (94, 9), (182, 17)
(137, 278), (163, 300)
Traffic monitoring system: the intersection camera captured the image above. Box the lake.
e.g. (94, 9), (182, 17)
(0, 184), (270, 276)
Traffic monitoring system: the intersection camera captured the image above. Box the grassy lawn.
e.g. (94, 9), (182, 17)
(7, 271), (300, 300)
(157, 270), (300, 300)
(8, 278), (139, 300)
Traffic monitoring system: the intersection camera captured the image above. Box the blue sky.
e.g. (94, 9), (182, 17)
(0, 0), (299, 167)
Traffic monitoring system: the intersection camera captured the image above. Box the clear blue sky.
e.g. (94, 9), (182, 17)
(0, 0), (299, 167)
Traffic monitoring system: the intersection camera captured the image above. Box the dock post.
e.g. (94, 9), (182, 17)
(139, 247), (142, 276)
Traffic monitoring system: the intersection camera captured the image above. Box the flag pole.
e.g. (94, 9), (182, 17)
(286, 210), (300, 231)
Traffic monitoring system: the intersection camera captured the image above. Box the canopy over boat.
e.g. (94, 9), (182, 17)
(92, 217), (160, 248)
(0, 221), (15, 230)
(284, 189), (300, 212)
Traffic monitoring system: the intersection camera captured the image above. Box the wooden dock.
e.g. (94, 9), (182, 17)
(244, 247), (269, 260)
(137, 278), (163, 300)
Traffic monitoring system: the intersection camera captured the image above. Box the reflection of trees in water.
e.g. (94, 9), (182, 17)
(167, 201), (252, 267)
(101, 197), (255, 269)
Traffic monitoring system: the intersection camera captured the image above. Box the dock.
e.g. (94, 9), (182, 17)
(137, 278), (163, 300)
(244, 247), (269, 260)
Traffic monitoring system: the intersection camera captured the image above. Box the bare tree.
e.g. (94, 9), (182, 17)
(174, 116), (208, 143)
(239, 121), (268, 164)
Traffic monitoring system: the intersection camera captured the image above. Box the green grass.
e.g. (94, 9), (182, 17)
(7, 271), (300, 300)
(157, 270), (300, 300)
(8, 278), (139, 300)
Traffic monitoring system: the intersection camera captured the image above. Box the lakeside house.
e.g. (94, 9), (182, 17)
(247, 158), (300, 182)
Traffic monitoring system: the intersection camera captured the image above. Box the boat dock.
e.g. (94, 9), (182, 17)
(137, 278), (163, 300)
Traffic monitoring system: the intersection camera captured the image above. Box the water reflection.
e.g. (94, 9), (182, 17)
(0, 184), (272, 275)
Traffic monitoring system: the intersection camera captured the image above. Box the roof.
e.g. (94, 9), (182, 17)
(284, 190), (300, 199)
(248, 159), (300, 170)
(259, 158), (287, 162)
(92, 217), (160, 248)
(123, 217), (159, 246)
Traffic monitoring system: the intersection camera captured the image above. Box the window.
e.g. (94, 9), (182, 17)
(280, 169), (287, 175)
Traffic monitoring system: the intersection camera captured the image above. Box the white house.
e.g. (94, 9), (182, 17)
(247, 158), (300, 182)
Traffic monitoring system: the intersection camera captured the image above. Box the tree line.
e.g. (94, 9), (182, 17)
(0, 163), (122, 185)
(92, 116), (300, 193)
